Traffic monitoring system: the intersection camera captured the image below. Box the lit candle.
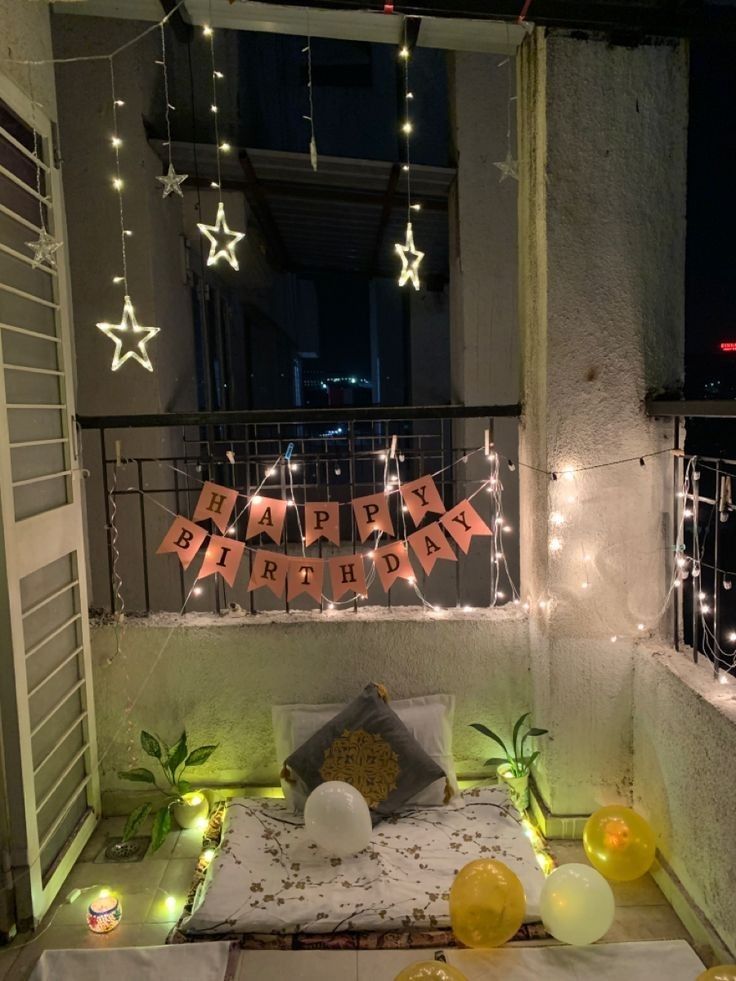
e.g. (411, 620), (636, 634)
(87, 892), (122, 933)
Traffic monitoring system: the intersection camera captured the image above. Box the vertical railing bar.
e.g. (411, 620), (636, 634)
(100, 427), (115, 613)
(692, 461), (700, 664)
(673, 419), (680, 651)
(247, 422), (256, 615)
(713, 459), (721, 680)
(349, 421), (358, 614)
(280, 426), (289, 615)
(173, 462), (185, 610)
(675, 421), (685, 650)
(137, 459), (151, 615)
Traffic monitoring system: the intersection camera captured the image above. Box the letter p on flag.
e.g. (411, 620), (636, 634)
(157, 516), (208, 570)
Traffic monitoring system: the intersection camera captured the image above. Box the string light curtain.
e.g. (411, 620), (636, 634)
(394, 20), (424, 291)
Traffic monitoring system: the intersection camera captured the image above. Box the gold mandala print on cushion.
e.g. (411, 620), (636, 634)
(319, 729), (400, 807)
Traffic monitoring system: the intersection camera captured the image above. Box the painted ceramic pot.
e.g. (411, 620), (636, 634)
(171, 791), (209, 830)
(87, 893), (122, 933)
(497, 764), (530, 812)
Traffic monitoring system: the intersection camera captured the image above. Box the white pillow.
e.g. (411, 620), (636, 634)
(272, 692), (461, 812)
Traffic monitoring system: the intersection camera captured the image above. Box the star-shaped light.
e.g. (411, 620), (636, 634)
(395, 222), (424, 291)
(493, 149), (519, 183)
(26, 228), (62, 269)
(156, 162), (188, 198)
(97, 295), (160, 372)
(197, 200), (245, 270)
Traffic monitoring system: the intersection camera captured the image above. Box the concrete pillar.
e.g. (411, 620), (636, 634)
(518, 30), (687, 815)
(448, 52), (520, 604)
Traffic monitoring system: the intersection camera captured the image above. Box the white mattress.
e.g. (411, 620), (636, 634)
(182, 786), (546, 936)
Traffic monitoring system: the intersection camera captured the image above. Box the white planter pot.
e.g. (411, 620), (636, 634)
(497, 764), (530, 813)
(171, 791), (209, 830)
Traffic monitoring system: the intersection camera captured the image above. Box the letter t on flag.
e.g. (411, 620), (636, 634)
(197, 535), (245, 587)
(156, 516), (208, 570)
(193, 481), (238, 534)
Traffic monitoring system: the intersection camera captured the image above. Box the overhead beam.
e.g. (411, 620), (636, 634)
(239, 150), (291, 271)
(645, 398), (736, 419)
(53, 0), (736, 42)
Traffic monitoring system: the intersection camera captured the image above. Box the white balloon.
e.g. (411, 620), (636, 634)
(540, 863), (615, 945)
(304, 781), (372, 858)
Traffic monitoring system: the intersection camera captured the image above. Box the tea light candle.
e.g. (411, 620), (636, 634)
(87, 892), (122, 933)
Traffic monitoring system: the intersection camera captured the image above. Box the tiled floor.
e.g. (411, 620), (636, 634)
(0, 824), (694, 980)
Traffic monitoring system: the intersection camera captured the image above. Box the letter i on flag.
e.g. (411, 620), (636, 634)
(193, 481), (239, 534)
(197, 535), (245, 587)
(157, 516), (208, 569)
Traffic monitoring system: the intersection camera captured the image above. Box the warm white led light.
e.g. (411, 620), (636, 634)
(549, 537), (562, 552)
(198, 201), (245, 270)
(97, 295), (159, 372)
(395, 222), (424, 291)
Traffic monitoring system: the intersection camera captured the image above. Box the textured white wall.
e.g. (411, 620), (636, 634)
(0, 0), (56, 115)
(90, 610), (531, 794)
(634, 648), (736, 957)
(518, 31), (688, 814)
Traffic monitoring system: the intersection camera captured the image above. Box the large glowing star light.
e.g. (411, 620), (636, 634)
(395, 222), (424, 291)
(97, 295), (160, 372)
(198, 200), (245, 270)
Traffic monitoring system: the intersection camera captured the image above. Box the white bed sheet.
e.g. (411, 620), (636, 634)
(28, 941), (234, 981)
(182, 786), (546, 936)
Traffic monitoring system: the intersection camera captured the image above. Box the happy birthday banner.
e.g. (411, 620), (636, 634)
(156, 473), (492, 601)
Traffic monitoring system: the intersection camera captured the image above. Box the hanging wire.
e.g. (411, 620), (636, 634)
(109, 59), (129, 293)
(159, 21), (175, 167)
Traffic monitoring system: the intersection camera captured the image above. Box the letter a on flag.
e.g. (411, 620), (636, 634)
(328, 554), (367, 601)
(197, 535), (245, 587)
(400, 474), (445, 525)
(245, 495), (287, 544)
(157, 516), (208, 570)
(440, 499), (492, 554)
(374, 542), (415, 592)
(408, 521), (457, 575)
(193, 481), (238, 534)
(248, 550), (289, 597)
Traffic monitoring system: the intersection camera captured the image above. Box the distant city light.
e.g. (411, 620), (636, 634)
(720, 341), (736, 352)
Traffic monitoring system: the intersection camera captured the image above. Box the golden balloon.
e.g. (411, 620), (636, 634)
(697, 967), (736, 981)
(583, 805), (656, 882)
(394, 961), (468, 980)
(449, 858), (526, 948)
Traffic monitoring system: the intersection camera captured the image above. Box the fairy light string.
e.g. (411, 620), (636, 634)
(24, 65), (62, 269)
(156, 20), (188, 198)
(395, 20), (424, 291)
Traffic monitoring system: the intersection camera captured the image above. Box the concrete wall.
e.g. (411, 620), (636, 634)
(517, 30), (688, 815)
(634, 647), (736, 957)
(90, 609), (530, 795)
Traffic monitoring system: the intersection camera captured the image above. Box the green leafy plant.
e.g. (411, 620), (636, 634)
(470, 712), (548, 777)
(118, 730), (217, 852)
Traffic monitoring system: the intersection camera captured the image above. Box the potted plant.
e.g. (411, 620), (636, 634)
(119, 730), (218, 851)
(469, 712), (548, 812)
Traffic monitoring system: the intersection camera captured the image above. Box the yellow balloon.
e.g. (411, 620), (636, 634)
(394, 962), (468, 980)
(583, 805), (656, 882)
(449, 859), (526, 948)
(697, 968), (736, 981)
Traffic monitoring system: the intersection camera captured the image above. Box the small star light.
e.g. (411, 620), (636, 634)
(493, 148), (519, 183)
(197, 201), (245, 270)
(157, 162), (188, 199)
(26, 228), (62, 270)
(97, 295), (160, 372)
(395, 222), (424, 291)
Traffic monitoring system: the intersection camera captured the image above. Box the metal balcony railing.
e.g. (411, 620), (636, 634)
(76, 403), (521, 617)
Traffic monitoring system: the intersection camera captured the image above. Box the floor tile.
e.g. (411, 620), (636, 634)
(49, 857), (169, 926)
(237, 950), (358, 980)
(147, 859), (199, 923)
(171, 828), (207, 859)
(0, 947), (19, 981)
(606, 904), (690, 942)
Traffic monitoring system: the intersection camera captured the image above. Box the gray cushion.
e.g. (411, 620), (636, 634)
(283, 683), (447, 825)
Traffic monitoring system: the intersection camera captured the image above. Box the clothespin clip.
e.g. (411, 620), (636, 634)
(225, 450), (235, 465)
(389, 435), (398, 460)
(485, 427), (494, 457)
(285, 442), (294, 463)
(114, 439), (122, 470)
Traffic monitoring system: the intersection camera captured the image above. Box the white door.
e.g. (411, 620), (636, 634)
(0, 72), (99, 928)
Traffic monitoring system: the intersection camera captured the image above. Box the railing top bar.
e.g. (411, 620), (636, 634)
(76, 404), (522, 429)
(645, 398), (736, 419)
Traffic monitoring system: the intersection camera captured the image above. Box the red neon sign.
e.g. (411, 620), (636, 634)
(720, 342), (736, 352)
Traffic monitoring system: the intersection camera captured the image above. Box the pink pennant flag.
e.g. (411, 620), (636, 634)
(287, 556), (324, 602)
(245, 495), (287, 544)
(352, 491), (394, 542)
(156, 516), (208, 570)
(400, 474), (446, 525)
(193, 481), (239, 534)
(373, 541), (415, 592)
(304, 502), (340, 547)
(248, 550), (289, 598)
(329, 554), (367, 601)
(197, 535), (245, 587)
(408, 522), (457, 575)
(440, 499), (492, 554)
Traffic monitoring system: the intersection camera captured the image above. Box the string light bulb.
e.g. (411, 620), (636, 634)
(549, 537), (562, 552)
(395, 25), (424, 290)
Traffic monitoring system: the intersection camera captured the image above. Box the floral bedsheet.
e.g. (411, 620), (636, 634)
(180, 786), (547, 938)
